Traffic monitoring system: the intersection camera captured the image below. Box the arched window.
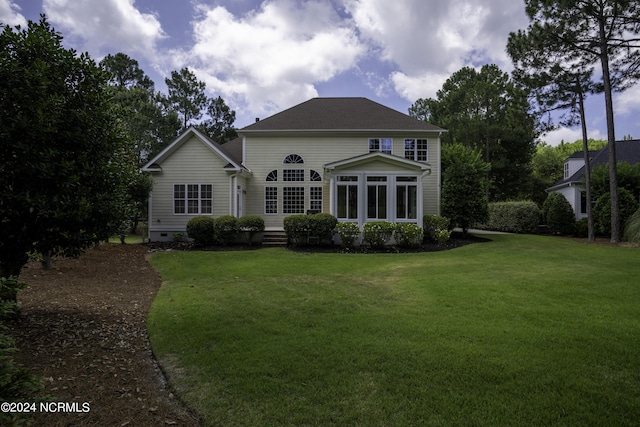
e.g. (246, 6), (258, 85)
(310, 170), (322, 182)
(266, 170), (278, 182)
(283, 154), (304, 164)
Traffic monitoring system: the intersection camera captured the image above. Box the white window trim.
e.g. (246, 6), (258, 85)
(173, 183), (213, 215)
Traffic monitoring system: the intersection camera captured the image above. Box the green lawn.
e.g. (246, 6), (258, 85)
(147, 235), (640, 426)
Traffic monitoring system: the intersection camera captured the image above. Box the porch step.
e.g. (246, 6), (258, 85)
(262, 231), (288, 247)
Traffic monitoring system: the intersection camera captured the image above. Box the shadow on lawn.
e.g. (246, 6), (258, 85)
(146, 231), (490, 254)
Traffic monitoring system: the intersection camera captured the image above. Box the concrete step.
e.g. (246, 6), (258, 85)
(262, 231), (288, 247)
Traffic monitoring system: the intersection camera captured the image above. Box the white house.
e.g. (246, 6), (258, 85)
(547, 140), (640, 219)
(142, 97), (445, 242)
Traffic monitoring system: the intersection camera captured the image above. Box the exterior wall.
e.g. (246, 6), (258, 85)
(555, 185), (585, 220)
(565, 158), (585, 179)
(242, 132), (441, 229)
(148, 135), (234, 241)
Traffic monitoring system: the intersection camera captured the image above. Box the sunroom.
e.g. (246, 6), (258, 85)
(324, 152), (431, 228)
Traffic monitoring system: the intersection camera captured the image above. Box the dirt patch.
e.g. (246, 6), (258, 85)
(9, 243), (201, 427)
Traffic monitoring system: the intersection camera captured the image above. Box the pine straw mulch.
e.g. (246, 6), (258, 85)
(9, 243), (201, 427)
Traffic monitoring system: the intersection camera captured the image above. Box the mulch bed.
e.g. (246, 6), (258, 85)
(9, 244), (201, 427)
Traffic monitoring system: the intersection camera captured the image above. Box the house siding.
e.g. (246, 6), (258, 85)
(148, 135), (233, 241)
(243, 133), (441, 229)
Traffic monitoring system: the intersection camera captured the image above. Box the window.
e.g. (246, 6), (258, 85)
(337, 176), (358, 220)
(174, 184), (212, 215)
(564, 162), (569, 179)
(310, 170), (322, 182)
(283, 169), (305, 182)
(283, 187), (305, 214)
(310, 186), (323, 212)
(404, 139), (428, 161)
(396, 177), (418, 219)
(266, 170), (278, 182)
(283, 154), (304, 164)
(369, 138), (392, 154)
(367, 176), (387, 219)
(265, 187), (278, 214)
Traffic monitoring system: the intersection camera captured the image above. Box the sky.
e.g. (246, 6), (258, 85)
(2, 0), (639, 146)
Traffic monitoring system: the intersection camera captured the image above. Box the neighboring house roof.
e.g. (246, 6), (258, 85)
(548, 140), (640, 191)
(240, 97), (446, 133)
(141, 127), (247, 173)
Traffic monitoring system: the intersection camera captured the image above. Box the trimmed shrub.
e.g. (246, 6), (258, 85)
(542, 193), (575, 235)
(186, 216), (215, 246)
(237, 215), (265, 245)
(394, 223), (424, 248)
(485, 201), (540, 234)
(307, 213), (338, 244)
(215, 215), (239, 245)
(283, 214), (309, 245)
(335, 222), (360, 248)
(362, 221), (395, 248)
(593, 188), (639, 235)
(435, 229), (452, 246)
(423, 215), (450, 242)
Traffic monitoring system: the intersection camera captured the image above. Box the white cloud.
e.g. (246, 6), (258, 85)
(180, 0), (365, 118)
(345, 0), (529, 103)
(43, 0), (165, 61)
(541, 126), (606, 147)
(0, 0), (27, 28)
(616, 85), (640, 116)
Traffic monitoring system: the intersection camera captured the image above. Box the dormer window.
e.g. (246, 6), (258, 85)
(564, 162), (569, 179)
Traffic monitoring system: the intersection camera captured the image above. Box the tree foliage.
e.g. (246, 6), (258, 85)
(101, 53), (181, 165)
(517, 0), (640, 242)
(410, 64), (537, 201)
(0, 17), (137, 277)
(197, 96), (238, 143)
(165, 67), (207, 130)
(441, 143), (490, 236)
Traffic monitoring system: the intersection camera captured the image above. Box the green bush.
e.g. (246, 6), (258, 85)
(362, 221), (395, 248)
(542, 193), (575, 235)
(593, 189), (639, 235)
(283, 215), (309, 245)
(186, 216), (215, 246)
(237, 215), (265, 245)
(423, 215), (450, 242)
(574, 218), (589, 238)
(335, 222), (360, 248)
(0, 277), (44, 426)
(485, 201), (540, 234)
(394, 223), (424, 248)
(307, 213), (338, 244)
(215, 215), (239, 245)
(435, 229), (452, 246)
(624, 208), (640, 244)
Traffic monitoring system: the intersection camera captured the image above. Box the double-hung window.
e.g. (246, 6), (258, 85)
(368, 138), (392, 154)
(404, 139), (428, 161)
(174, 184), (212, 214)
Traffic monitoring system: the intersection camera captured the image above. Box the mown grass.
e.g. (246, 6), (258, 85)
(148, 235), (640, 426)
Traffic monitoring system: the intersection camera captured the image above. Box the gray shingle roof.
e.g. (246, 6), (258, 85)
(240, 97), (445, 132)
(550, 140), (640, 188)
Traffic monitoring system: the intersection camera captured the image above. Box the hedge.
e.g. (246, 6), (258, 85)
(186, 216), (215, 246)
(484, 201), (540, 234)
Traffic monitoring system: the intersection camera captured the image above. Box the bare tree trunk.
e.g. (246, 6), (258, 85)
(599, 16), (620, 243)
(577, 85), (595, 241)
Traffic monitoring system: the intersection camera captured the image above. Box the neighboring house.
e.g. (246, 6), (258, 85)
(142, 97), (445, 242)
(547, 140), (640, 219)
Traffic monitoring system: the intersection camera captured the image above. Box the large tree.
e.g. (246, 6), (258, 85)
(197, 96), (238, 143)
(165, 67), (207, 130)
(101, 53), (181, 165)
(0, 17), (137, 278)
(409, 64), (537, 201)
(516, 0), (640, 242)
